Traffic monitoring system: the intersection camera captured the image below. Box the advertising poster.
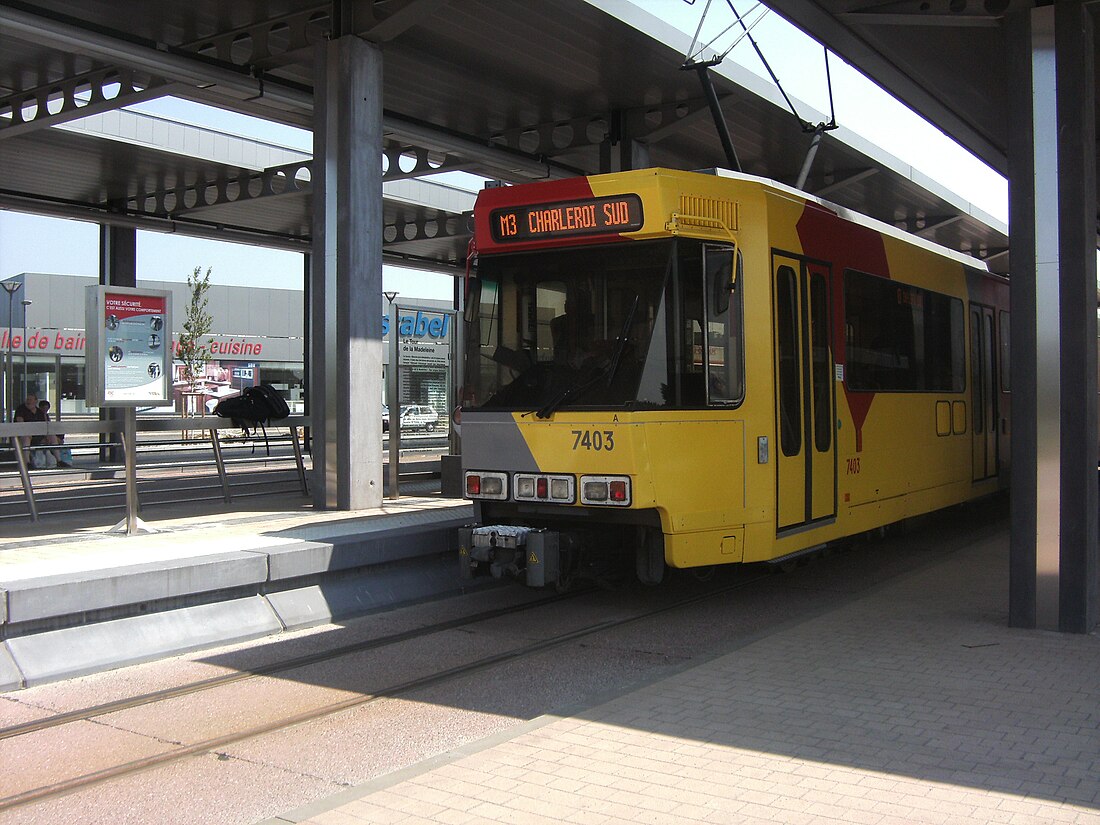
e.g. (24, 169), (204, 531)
(86, 286), (172, 406)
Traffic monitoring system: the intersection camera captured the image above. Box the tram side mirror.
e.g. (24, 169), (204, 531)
(707, 244), (737, 316)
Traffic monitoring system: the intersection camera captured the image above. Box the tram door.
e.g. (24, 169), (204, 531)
(970, 304), (998, 481)
(773, 256), (837, 531)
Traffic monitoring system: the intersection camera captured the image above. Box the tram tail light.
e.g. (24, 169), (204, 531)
(464, 471), (508, 500)
(513, 473), (575, 503)
(580, 475), (632, 507)
(609, 480), (628, 502)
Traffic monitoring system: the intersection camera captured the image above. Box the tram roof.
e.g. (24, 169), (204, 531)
(0, 0), (1010, 273)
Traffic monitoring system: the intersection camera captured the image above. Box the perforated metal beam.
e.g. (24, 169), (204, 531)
(124, 161), (313, 218)
(382, 211), (471, 248)
(803, 167), (879, 197)
(488, 99), (711, 158)
(0, 4), (313, 112)
(908, 214), (964, 235)
(0, 70), (172, 140)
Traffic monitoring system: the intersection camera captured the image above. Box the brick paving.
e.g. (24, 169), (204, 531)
(265, 529), (1100, 825)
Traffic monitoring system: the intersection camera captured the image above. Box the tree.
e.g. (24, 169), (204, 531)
(178, 266), (213, 401)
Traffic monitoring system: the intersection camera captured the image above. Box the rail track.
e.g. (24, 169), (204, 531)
(0, 571), (770, 813)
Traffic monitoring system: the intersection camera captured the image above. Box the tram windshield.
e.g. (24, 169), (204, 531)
(463, 239), (744, 413)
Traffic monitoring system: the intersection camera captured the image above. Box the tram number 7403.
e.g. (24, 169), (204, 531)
(572, 430), (615, 451)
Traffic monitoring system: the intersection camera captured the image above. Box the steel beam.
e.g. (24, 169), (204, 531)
(0, 4), (313, 112)
(488, 99), (711, 159)
(0, 71), (173, 140)
(0, 193), (309, 252)
(127, 161), (313, 218)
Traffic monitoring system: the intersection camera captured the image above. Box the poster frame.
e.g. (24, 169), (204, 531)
(85, 284), (173, 407)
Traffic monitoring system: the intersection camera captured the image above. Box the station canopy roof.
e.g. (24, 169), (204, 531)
(765, 0), (1099, 258)
(0, 0), (1011, 273)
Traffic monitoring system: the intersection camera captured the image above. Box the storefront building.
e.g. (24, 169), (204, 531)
(0, 273), (453, 421)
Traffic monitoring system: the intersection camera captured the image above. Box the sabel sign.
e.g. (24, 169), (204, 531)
(383, 309), (452, 370)
(382, 311), (450, 339)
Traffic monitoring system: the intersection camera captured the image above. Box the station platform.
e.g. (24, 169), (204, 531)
(0, 491), (474, 692)
(262, 521), (1100, 825)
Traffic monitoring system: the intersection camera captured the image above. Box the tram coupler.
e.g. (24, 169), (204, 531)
(459, 525), (560, 587)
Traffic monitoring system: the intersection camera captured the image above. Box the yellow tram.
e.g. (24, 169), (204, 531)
(459, 168), (1009, 587)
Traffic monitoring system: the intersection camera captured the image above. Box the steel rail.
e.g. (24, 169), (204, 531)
(0, 590), (587, 742)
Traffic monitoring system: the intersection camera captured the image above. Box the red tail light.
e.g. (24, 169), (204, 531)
(466, 474), (481, 496)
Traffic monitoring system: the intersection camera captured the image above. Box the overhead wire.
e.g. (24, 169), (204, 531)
(683, 1), (768, 66)
(722, 0), (838, 133)
(714, 5), (769, 62)
(723, 0), (808, 129)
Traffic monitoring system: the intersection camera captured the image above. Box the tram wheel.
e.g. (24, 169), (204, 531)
(690, 565), (716, 582)
(555, 546), (577, 593)
(635, 526), (665, 586)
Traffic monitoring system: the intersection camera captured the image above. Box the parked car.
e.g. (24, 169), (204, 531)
(400, 404), (439, 432)
(381, 404), (440, 432)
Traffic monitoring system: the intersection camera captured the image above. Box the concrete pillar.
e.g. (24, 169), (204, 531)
(310, 35), (384, 510)
(98, 224), (136, 463)
(1007, 2), (1098, 632)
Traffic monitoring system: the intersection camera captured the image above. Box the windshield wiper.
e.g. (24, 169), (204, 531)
(534, 295), (639, 420)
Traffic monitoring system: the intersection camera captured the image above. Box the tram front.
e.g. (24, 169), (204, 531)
(459, 172), (745, 587)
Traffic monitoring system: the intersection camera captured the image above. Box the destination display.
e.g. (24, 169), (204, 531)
(490, 194), (643, 243)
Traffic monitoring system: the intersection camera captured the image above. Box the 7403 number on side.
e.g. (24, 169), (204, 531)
(572, 430), (615, 451)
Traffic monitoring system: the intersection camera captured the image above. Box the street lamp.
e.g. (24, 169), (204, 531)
(1, 281), (21, 421)
(20, 299), (31, 401)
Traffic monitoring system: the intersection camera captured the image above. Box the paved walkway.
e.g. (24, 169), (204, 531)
(265, 527), (1100, 825)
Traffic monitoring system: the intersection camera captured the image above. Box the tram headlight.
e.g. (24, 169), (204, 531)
(464, 471), (508, 500)
(580, 475), (632, 507)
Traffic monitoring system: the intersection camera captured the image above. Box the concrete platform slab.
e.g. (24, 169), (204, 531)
(4, 550), (270, 623)
(263, 522), (467, 581)
(266, 554), (471, 630)
(0, 495), (473, 689)
(0, 642), (23, 692)
(7, 595), (284, 687)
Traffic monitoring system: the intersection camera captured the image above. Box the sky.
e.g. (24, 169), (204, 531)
(0, 0), (1011, 302)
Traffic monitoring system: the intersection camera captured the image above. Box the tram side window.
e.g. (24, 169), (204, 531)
(673, 243), (744, 407)
(776, 265), (801, 456)
(705, 245), (743, 405)
(468, 278), (509, 400)
(844, 270), (964, 392)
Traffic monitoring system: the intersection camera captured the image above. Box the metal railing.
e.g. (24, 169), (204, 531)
(0, 415), (310, 524)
